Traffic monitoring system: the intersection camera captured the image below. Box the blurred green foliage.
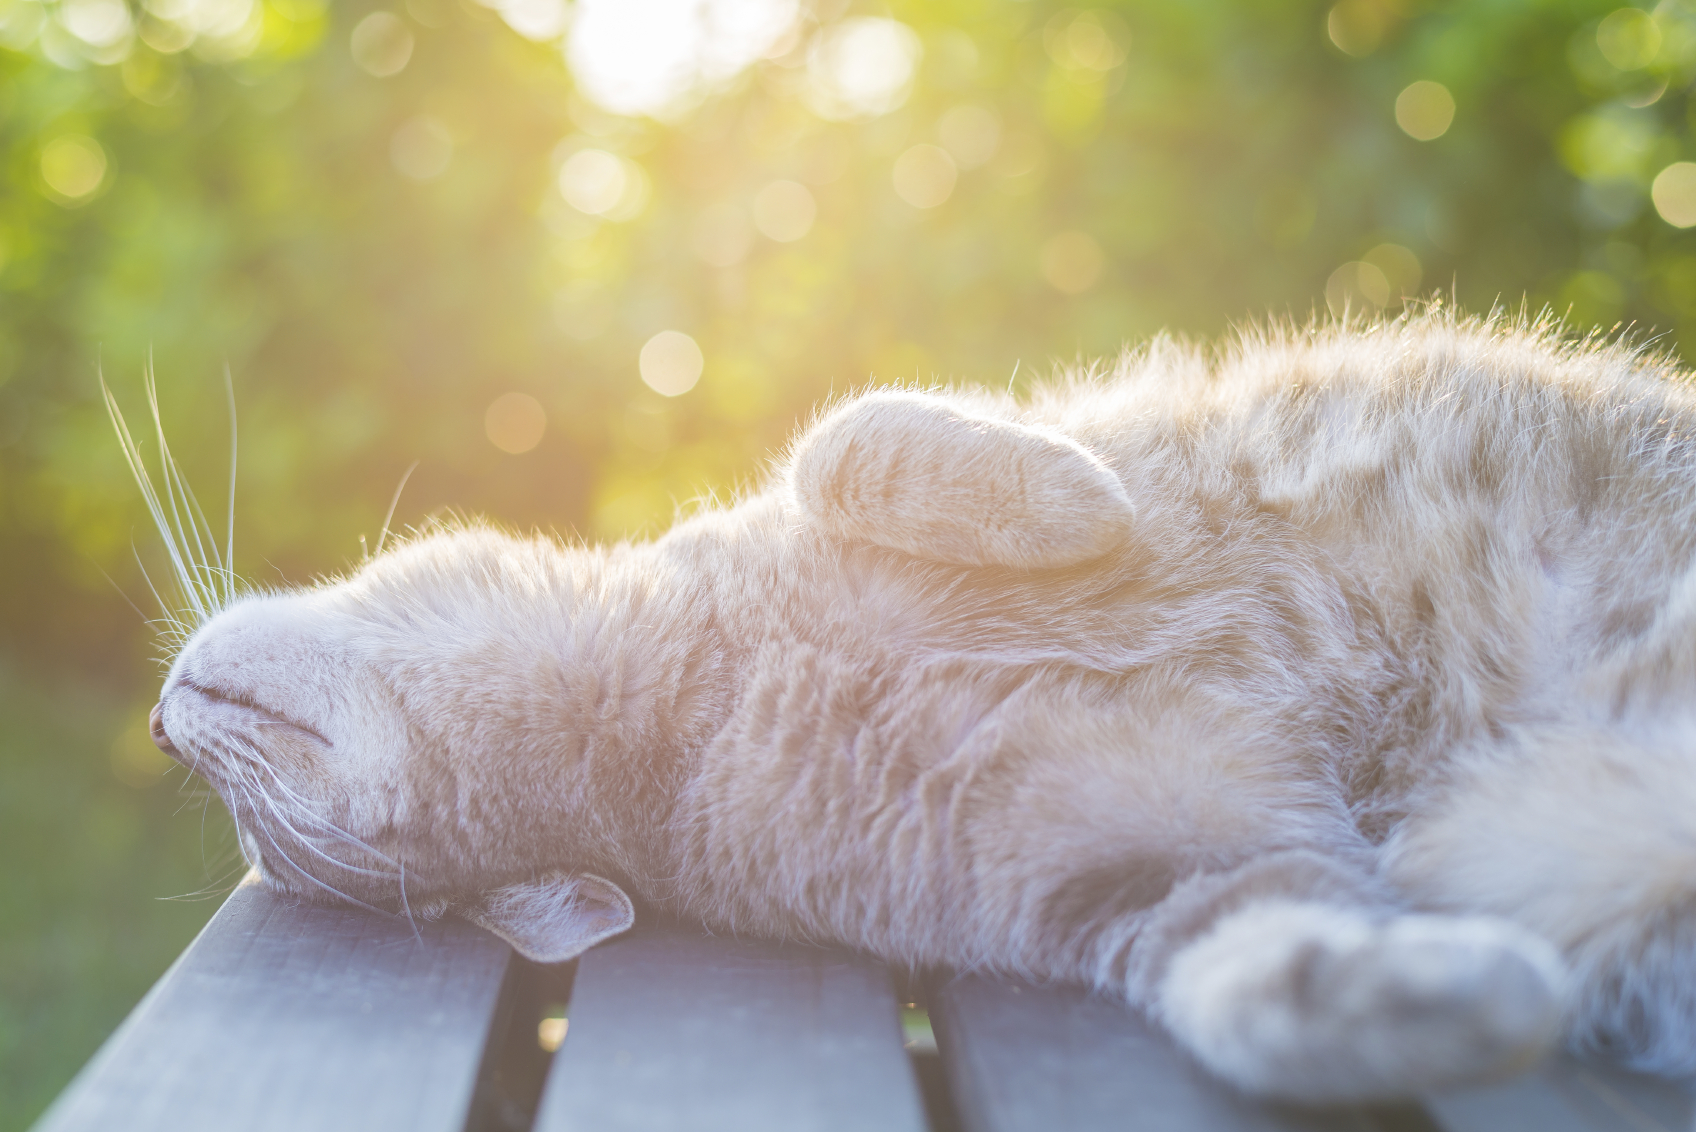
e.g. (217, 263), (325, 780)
(5, 0), (1696, 1125)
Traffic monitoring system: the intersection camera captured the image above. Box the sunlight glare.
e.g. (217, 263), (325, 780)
(639, 331), (704, 397)
(559, 149), (624, 214)
(1395, 80), (1454, 141)
(485, 392), (547, 454)
(938, 105), (1001, 169)
(60, 0), (132, 47)
(1362, 243), (1421, 299)
(804, 17), (922, 120)
(566, 0), (799, 118)
(1652, 162), (1696, 227)
(351, 11), (413, 77)
(538, 1015), (568, 1052)
(39, 134), (107, 203)
(892, 145), (957, 209)
(1596, 8), (1660, 71)
(1326, 261), (1391, 314)
(752, 180), (816, 242)
(1326, 0), (1383, 57)
(487, 0), (566, 42)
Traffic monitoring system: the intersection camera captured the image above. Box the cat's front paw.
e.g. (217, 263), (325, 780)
(1155, 902), (1566, 1102)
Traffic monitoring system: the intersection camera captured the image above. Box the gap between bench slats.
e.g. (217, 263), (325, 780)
(532, 927), (928, 1132)
(31, 877), (515, 1132)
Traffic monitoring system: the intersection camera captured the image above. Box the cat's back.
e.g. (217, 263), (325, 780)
(1036, 317), (1696, 541)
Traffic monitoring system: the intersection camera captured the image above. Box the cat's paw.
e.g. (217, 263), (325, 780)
(1155, 901), (1566, 1102)
(789, 392), (1134, 569)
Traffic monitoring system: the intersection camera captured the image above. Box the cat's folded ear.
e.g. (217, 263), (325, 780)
(789, 391), (1134, 569)
(464, 872), (634, 963)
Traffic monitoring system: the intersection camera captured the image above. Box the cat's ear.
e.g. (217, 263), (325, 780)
(465, 873), (634, 963)
(789, 391), (1135, 569)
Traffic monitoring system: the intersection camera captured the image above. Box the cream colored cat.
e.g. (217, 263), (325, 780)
(136, 312), (1696, 1102)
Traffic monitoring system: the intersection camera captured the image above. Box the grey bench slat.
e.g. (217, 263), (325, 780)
(930, 973), (1432, 1132)
(1424, 1056), (1696, 1132)
(31, 877), (514, 1132)
(531, 926), (928, 1132)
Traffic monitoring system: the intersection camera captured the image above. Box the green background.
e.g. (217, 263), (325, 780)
(3, 0), (1693, 1124)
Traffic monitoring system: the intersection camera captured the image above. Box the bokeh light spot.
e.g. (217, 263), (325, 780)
(1363, 243), (1422, 300)
(1395, 81), (1454, 141)
(1039, 231), (1104, 294)
(351, 11), (413, 77)
(1559, 109), (1656, 183)
(1326, 0), (1383, 57)
(490, 0), (567, 42)
(559, 149), (628, 215)
(567, 0), (798, 118)
(752, 180), (816, 242)
(62, 0), (133, 47)
(390, 115), (453, 181)
(485, 392), (547, 454)
(1043, 10), (1129, 72)
(691, 202), (753, 267)
(892, 144), (958, 209)
(40, 135), (108, 204)
(1652, 162), (1696, 227)
(804, 17), (921, 120)
(639, 330), (704, 397)
(938, 105), (1000, 169)
(1326, 261), (1392, 315)
(1597, 8), (1660, 71)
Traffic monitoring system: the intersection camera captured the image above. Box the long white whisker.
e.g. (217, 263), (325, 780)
(145, 367), (214, 621)
(223, 365), (238, 610)
(223, 769), (395, 884)
(106, 380), (198, 622)
(244, 803), (393, 917)
(227, 741), (407, 876)
(375, 460), (420, 559)
(397, 860), (422, 944)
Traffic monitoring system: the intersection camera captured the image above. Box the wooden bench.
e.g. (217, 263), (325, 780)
(32, 874), (1696, 1132)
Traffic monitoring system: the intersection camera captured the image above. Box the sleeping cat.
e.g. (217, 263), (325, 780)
(137, 313), (1696, 1102)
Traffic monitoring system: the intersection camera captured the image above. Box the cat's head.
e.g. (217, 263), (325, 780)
(147, 526), (637, 962)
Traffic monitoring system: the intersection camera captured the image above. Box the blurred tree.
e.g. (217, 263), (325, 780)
(6, 0), (1696, 1124)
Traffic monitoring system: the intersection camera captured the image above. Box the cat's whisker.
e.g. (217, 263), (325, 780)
(224, 771), (377, 885)
(218, 738), (408, 883)
(222, 365), (238, 611)
(242, 800), (393, 917)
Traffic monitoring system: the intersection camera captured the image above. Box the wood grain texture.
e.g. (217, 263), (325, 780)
(532, 926), (928, 1132)
(930, 973), (1439, 1132)
(32, 877), (514, 1132)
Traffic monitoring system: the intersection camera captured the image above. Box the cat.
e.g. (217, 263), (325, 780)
(133, 311), (1696, 1102)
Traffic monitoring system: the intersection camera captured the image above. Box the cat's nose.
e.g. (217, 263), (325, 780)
(150, 703), (183, 762)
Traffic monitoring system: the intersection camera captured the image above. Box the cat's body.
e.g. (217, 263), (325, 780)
(147, 315), (1696, 1101)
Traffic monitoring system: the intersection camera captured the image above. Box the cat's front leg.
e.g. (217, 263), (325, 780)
(1130, 852), (1566, 1102)
(786, 390), (1134, 569)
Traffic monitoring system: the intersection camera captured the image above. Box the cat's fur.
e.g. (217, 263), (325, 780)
(146, 312), (1696, 1101)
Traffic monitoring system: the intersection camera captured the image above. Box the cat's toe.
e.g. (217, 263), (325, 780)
(1156, 902), (1567, 1102)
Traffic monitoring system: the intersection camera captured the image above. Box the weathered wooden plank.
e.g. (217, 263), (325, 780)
(32, 875), (515, 1132)
(531, 926), (928, 1132)
(1424, 1055), (1696, 1132)
(930, 973), (1435, 1132)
